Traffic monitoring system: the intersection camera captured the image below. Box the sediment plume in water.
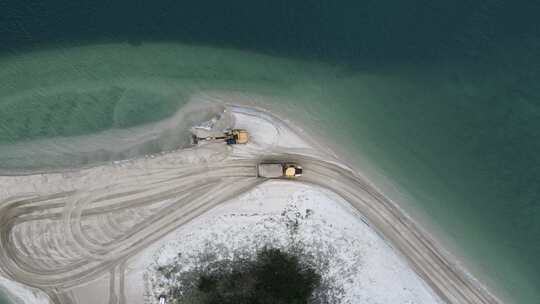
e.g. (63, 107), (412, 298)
(0, 97), (225, 174)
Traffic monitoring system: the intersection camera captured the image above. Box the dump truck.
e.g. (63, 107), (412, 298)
(257, 163), (303, 178)
(192, 129), (249, 145)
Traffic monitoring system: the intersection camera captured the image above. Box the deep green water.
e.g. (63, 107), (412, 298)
(0, 44), (538, 303)
(0, 292), (8, 304)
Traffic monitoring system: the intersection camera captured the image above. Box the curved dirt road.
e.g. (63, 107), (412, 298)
(0, 155), (499, 304)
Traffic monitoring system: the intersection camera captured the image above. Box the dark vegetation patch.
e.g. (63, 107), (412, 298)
(151, 206), (346, 304)
(155, 247), (339, 304)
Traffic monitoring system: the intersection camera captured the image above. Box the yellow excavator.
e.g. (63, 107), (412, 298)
(192, 129), (249, 145)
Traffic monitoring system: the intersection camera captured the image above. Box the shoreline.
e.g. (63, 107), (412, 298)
(225, 97), (509, 303)
(0, 101), (502, 303)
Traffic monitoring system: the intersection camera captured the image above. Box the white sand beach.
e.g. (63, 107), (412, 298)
(0, 97), (499, 304)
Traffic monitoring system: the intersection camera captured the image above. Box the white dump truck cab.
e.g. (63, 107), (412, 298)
(257, 163), (303, 178)
(159, 296), (166, 304)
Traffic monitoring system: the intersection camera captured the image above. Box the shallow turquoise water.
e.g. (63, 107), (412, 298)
(0, 293), (9, 304)
(0, 44), (538, 303)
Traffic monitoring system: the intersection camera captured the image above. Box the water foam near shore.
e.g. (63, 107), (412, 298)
(0, 43), (537, 303)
